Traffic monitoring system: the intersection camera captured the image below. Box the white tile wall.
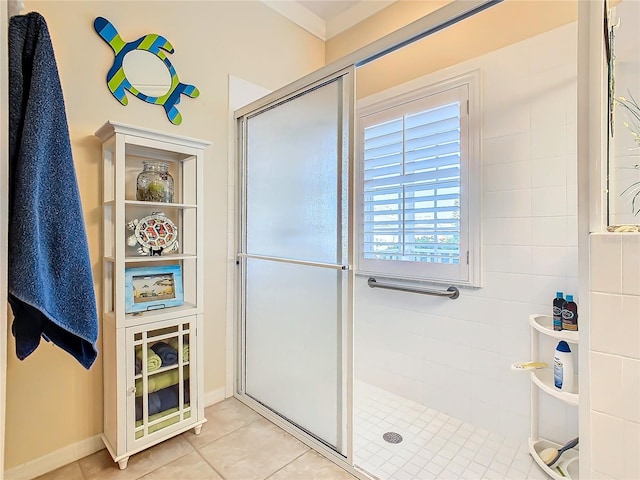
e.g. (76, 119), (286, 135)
(591, 235), (622, 293)
(483, 132), (531, 166)
(355, 22), (579, 448)
(531, 217), (568, 247)
(589, 233), (640, 479)
(622, 235), (640, 295)
(531, 186), (568, 217)
(484, 161), (532, 192)
(531, 156), (567, 189)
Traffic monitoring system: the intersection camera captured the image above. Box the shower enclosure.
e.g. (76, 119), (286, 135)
(235, 68), (354, 463)
(235, 1), (580, 479)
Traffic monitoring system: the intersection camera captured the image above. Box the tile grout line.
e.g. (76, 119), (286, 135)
(134, 446), (194, 480)
(192, 446), (228, 480)
(196, 416), (264, 448)
(188, 416), (267, 480)
(191, 412), (315, 480)
(109, 410), (264, 479)
(262, 448), (311, 480)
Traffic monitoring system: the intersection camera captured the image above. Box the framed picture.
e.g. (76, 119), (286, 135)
(125, 264), (184, 313)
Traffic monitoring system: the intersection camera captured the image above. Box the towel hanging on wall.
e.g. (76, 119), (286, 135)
(8, 12), (99, 369)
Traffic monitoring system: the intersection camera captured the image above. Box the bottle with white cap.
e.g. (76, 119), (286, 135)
(553, 340), (575, 393)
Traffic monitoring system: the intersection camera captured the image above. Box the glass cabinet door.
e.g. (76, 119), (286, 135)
(127, 317), (196, 446)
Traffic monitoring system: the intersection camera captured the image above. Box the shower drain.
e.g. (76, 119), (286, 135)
(383, 432), (403, 444)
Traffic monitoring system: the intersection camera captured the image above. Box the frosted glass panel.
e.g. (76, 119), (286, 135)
(245, 258), (341, 449)
(246, 81), (340, 263)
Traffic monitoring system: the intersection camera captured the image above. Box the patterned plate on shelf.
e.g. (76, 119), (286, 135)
(127, 212), (179, 255)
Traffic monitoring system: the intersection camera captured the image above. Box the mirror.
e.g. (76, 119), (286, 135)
(122, 50), (172, 98)
(607, 0), (640, 227)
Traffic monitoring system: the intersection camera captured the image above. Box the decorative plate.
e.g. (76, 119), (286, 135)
(127, 212), (179, 256)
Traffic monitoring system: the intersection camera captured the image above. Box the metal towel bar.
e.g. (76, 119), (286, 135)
(367, 277), (460, 299)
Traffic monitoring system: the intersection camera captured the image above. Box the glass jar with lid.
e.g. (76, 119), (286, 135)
(136, 161), (174, 203)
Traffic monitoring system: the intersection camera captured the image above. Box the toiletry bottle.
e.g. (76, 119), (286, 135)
(554, 340), (575, 393)
(553, 291), (564, 331)
(562, 295), (578, 331)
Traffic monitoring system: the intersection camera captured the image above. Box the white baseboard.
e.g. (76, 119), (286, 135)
(204, 386), (227, 407)
(3, 434), (104, 480)
(3, 389), (227, 479)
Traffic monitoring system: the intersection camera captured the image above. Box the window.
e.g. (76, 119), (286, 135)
(356, 72), (481, 286)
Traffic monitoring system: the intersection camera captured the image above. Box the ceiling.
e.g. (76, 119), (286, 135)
(296, 1), (360, 21)
(261, 0), (396, 41)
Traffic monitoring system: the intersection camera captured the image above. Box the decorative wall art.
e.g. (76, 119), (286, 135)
(93, 16), (199, 125)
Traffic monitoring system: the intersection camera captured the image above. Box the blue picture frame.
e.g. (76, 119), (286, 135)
(125, 264), (184, 313)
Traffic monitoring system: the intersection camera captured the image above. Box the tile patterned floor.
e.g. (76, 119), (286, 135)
(35, 388), (551, 480)
(34, 398), (356, 480)
(353, 381), (548, 480)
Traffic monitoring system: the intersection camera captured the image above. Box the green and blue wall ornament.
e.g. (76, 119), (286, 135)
(93, 17), (199, 125)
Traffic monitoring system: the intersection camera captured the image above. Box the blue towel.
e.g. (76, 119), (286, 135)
(135, 381), (190, 420)
(8, 13), (98, 369)
(150, 342), (178, 366)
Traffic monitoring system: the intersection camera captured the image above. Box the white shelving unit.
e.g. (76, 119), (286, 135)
(95, 121), (211, 469)
(528, 314), (579, 480)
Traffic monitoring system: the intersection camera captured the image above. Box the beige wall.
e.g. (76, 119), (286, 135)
(327, 0), (577, 99)
(4, 0), (324, 469)
(325, 0), (449, 63)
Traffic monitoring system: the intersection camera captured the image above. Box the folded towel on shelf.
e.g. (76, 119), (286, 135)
(156, 385), (179, 414)
(147, 389), (167, 417)
(167, 337), (190, 362)
(135, 368), (189, 396)
(135, 347), (162, 375)
(135, 381), (190, 420)
(150, 341), (178, 366)
(136, 387), (174, 420)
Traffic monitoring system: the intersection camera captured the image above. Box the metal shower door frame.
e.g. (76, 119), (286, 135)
(235, 66), (355, 467)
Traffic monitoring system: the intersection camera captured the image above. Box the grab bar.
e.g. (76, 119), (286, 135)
(367, 277), (460, 299)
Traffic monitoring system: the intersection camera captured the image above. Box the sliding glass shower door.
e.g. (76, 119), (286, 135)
(237, 70), (352, 454)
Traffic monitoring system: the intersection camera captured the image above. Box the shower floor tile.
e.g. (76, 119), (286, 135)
(354, 381), (544, 480)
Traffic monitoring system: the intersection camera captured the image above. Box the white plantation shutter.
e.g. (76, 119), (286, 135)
(357, 77), (480, 285)
(363, 102), (461, 263)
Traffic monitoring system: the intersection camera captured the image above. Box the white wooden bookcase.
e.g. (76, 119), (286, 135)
(95, 121), (210, 469)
